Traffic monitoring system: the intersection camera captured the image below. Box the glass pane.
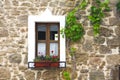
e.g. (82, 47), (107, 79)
(38, 43), (46, 56)
(50, 43), (58, 56)
(37, 25), (46, 40)
(50, 25), (58, 40)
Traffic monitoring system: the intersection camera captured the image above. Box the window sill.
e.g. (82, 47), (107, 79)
(28, 61), (66, 68)
(34, 62), (59, 67)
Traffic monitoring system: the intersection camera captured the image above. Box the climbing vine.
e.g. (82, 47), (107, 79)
(61, 0), (111, 79)
(61, 0), (88, 42)
(88, 0), (110, 37)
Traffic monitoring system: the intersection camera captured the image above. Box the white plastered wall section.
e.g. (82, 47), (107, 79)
(28, 9), (66, 67)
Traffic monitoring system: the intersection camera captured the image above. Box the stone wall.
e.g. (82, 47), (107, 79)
(0, 0), (120, 80)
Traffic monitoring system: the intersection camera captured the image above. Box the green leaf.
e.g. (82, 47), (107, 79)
(80, 0), (88, 9)
(116, 1), (120, 11)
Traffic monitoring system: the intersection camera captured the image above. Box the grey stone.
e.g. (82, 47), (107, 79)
(99, 45), (112, 54)
(37, 71), (41, 80)
(87, 29), (94, 36)
(0, 28), (8, 37)
(18, 39), (25, 44)
(106, 55), (120, 65)
(80, 69), (89, 73)
(100, 27), (113, 37)
(24, 54), (27, 64)
(94, 36), (105, 44)
(12, 1), (19, 6)
(21, 2), (32, 7)
(78, 74), (87, 80)
(109, 17), (119, 26)
(82, 40), (94, 52)
(104, 12), (111, 17)
(49, 1), (58, 7)
(75, 53), (88, 64)
(10, 9), (20, 15)
(89, 57), (102, 67)
(111, 67), (119, 80)
(59, 2), (66, 7)
(17, 15), (28, 23)
(65, 1), (74, 7)
(0, 21), (4, 27)
(107, 37), (120, 46)
(0, 68), (11, 79)
(89, 71), (105, 80)
(115, 26), (120, 36)
(25, 71), (35, 80)
(7, 48), (17, 53)
(9, 54), (21, 64)
(19, 66), (27, 71)
(42, 70), (59, 80)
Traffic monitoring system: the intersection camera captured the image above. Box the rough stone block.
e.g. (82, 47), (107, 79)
(25, 71), (35, 80)
(115, 26), (120, 36)
(99, 45), (112, 54)
(111, 67), (119, 80)
(106, 55), (120, 65)
(89, 71), (105, 80)
(107, 37), (120, 46)
(9, 53), (21, 64)
(94, 36), (105, 44)
(0, 28), (8, 37)
(0, 20), (5, 27)
(100, 27), (113, 37)
(21, 2), (32, 7)
(87, 29), (94, 36)
(0, 68), (11, 79)
(37, 71), (41, 80)
(78, 73), (88, 80)
(80, 69), (89, 73)
(89, 57), (102, 66)
(19, 65), (27, 71)
(17, 15), (28, 23)
(12, 1), (19, 6)
(82, 40), (94, 52)
(109, 17), (119, 26)
(42, 70), (59, 80)
(75, 53), (88, 64)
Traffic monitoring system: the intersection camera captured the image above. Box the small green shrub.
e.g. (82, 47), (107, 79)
(63, 71), (71, 80)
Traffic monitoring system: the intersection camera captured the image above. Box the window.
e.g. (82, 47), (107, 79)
(35, 23), (60, 57)
(28, 9), (66, 68)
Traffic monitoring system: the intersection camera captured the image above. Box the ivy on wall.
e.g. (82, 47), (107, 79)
(61, 0), (111, 79)
(88, 0), (110, 37)
(116, 1), (120, 12)
(61, 0), (88, 42)
(61, 0), (88, 79)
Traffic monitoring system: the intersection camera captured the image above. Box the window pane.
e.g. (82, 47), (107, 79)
(50, 25), (58, 40)
(50, 43), (58, 56)
(38, 43), (46, 56)
(37, 25), (46, 40)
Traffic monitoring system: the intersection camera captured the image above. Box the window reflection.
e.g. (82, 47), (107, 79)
(50, 25), (58, 40)
(37, 25), (46, 40)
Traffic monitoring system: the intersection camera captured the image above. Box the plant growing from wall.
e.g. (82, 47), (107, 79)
(61, 0), (88, 80)
(63, 71), (71, 80)
(116, 1), (120, 12)
(88, 0), (110, 37)
(61, 10), (84, 42)
(61, 0), (88, 42)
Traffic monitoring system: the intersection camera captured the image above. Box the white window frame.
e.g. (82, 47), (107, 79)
(28, 9), (66, 68)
